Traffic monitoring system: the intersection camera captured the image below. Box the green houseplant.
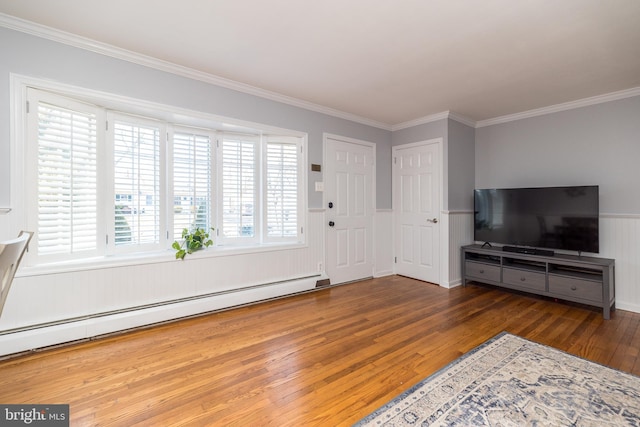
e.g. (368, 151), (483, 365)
(172, 227), (214, 260)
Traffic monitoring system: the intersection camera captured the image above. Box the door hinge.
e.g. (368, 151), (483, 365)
(394, 256), (397, 263)
(106, 234), (109, 245)
(26, 100), (30, 113)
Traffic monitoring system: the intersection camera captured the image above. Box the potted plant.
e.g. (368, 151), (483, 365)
(172, 227), (214, 260)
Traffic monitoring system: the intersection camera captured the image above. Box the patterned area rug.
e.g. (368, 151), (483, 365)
(355, 332), (640, 426)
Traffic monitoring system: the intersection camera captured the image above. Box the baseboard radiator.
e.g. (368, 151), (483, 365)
(0, 273), (324, 357)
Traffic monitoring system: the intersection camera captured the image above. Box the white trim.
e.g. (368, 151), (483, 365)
(391, 111), (476, 131)
(11, 74), (308, 139)
(0, 13), (391, 131)
(391, 137), (445, 285)
(391, 111), (450, 131)
(447, 112), (477, 128)
(601, 213), (640, 219)
(322, 133), (377, 283)
(444, 209), (474, 215)
(476, 87), (640, 128)
(0, 274), (324, 357)
(4, 13), (639, 133)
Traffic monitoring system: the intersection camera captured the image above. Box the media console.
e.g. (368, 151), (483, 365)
(461, 244), (615, 319)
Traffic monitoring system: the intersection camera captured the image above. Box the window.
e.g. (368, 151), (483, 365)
(27, 91), (102, 262)
(265, 137), (300, 241)
(220, 134), (257, 241)
(172, 128), (213, 240)
(24, 86), (305, 265)
(109, 114), (163, 251)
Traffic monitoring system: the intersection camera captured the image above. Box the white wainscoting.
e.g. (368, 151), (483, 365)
(374, 209), (394, 277)
(600, 214), (640, 314)
(0, 210), (327, 356)
(443, 211), (474, 288)
(2, 211), (639, 356)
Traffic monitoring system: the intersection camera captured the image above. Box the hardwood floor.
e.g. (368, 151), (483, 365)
(1, 275), (639, 426)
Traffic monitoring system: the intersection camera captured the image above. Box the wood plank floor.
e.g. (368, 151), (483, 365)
(1, 275), (640, 426)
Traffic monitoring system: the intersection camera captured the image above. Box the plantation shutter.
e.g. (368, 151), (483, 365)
(172, 130), (213, 240)
(35, 98), (99, 256)
(112, 118), (161, 248)
(265, 137), (300, 240)
(220, 134), (257, 240)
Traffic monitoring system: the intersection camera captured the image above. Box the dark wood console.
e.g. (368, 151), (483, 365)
(461, 244), (615, 319)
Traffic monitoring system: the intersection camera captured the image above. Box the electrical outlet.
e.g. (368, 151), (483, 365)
(317, 262), (323, 271)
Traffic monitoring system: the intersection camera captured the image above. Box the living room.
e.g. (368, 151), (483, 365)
(0, 2), (639, 424)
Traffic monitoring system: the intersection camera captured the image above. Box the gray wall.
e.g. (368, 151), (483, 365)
(475, 95), (640, 214)
(447, 120), (475, 211)
(0, 26), (392, 210)
(391, 118), (475, 212)
(392, 118), (449, 207)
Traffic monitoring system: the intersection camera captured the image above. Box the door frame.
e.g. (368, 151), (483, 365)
(323, 133), (376, 284)
(392, 137), (445, 285)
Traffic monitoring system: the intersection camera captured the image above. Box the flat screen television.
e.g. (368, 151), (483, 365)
(474, 185), (599, 254)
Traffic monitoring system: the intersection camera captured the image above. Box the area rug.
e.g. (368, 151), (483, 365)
(355, 332), (640, 426)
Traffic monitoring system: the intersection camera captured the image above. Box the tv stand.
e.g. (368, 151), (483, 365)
(502, 245), (555, 257)
(461, 244), (615, 319)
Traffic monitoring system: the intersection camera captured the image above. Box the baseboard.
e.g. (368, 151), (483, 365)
(0, 274), (325, 357)
(615, 301), (640, 315)
(440, 279), (462, 289)
(374, 269), (394, 278)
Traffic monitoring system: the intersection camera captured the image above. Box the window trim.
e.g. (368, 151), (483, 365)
(106, 111), (168, 255)
(25, 88), (107, 264)
(168, 125), (217, 242)
(13, 75), (308, 269)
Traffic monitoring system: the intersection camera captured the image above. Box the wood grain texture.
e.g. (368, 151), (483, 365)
(1, 276), (639, 426)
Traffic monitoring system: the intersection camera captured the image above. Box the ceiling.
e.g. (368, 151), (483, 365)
(1, 0), (640, 127)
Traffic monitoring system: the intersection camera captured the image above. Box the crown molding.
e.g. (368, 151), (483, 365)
(391, 111), (476, 131)
(447, 112), (477, 128)
(0, 13), (392, 131)
(3, 13), (639, 134)
(476, 87), (640, 128)
(391, 111), (451, 131)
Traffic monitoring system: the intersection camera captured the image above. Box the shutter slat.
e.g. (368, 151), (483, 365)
(113, 121), (160, 247)
(172, 131), (212, 239)
(266, 141), (298, 238)
(36, 101), (98, 255)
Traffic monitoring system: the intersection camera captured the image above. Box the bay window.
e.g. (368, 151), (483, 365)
(24, 86), (305, 266)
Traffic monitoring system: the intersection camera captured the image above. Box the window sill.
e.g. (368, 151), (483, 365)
(18, 242), (307, 278)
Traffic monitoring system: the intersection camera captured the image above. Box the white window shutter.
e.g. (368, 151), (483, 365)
(220, 134), (257, 240)
(172, 130), (213, 240)
(34, 99), (99, 256)
(112, 118), (161, 249)
(265, 137), (300, 240)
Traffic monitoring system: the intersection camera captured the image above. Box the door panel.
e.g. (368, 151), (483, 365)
(325, 136), (374, 285)
(393, 140), (441, 283)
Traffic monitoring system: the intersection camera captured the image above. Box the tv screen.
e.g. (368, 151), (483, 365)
(474, 185), (599, 253)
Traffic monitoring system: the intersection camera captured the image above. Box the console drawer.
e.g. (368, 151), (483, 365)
(503, 268), (546, 292)
(548, 275), (603, 303)
(465, 261), (500, 282)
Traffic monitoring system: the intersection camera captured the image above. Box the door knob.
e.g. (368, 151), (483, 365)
(427, 218), (438, 223)
(328, 202), (333, 209)
(328, 221), (335, 227)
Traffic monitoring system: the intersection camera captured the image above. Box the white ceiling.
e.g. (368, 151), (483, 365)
(1, 0), (640, 127)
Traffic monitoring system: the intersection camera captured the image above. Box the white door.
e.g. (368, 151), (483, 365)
(393, 139), (441, 283)
(324, 135), (375, 285)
